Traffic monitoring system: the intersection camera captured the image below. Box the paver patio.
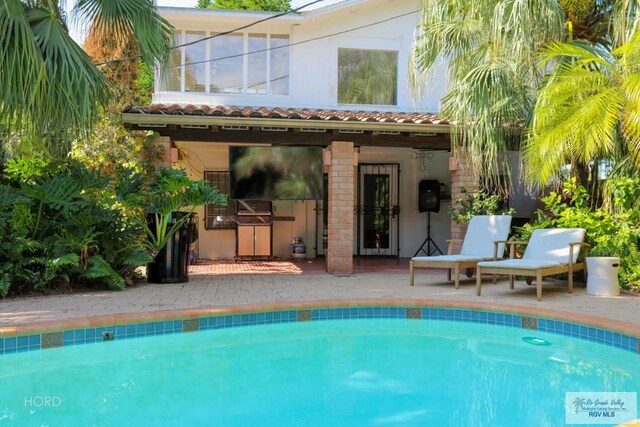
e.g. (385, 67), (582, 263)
(1, 258), (638, 328)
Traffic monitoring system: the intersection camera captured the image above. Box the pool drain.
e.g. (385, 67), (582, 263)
(522, 336), (551, 346)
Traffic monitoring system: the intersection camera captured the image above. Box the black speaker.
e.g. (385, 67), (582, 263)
(418, 180), (440, 213)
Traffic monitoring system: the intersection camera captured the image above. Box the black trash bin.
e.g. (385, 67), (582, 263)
(146, 212), (196, 283)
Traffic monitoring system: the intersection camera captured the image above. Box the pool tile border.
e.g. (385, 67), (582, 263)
(0, 299), (638, 356)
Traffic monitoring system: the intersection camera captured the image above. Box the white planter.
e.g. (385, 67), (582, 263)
(586, 257), (620, 296)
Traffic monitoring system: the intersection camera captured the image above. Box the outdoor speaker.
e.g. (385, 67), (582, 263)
(418, 180), (440, 213)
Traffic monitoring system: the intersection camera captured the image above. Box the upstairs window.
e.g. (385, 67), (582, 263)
(338, 48), (398, 105)
(210, 33), (243, 93)
(185, 31), (206, 92)
(160, 30), (290, 95)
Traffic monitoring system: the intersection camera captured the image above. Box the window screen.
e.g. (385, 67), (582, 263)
(204, 171), (236, 229)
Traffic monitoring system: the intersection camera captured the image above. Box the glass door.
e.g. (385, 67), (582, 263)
(357, 164), (399, 256)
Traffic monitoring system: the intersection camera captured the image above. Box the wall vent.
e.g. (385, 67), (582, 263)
(181, 124), (209, 129)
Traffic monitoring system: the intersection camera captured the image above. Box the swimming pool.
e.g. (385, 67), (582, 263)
(1, 305), (638, 426)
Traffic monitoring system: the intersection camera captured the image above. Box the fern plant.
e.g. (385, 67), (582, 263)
(0, 156), (155, 296)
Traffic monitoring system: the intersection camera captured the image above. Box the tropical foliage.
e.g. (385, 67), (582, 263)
(197, 0), (291, 11)
(83, 21), (155, 108)
(448, 187), (515, 224)
(0, 156), (227, 297)
(524, 33), (640, 190)
(413, 0), (640, 190)
(515, 178), (640, 291)
(0, 0), (172, 156)
(0, 157), (151, 297)
(412, 0), (565, 189)
(141, 168), (227, 256)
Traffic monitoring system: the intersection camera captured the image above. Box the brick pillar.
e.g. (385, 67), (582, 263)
(149, 136), (171, 168)
(327, 141), (355, 275)
(449, 151), (479, 243)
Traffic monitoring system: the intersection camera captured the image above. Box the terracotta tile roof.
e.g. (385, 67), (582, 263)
(123, 104), (450, 126)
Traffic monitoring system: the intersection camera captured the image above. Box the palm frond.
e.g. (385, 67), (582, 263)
(73, 0), (172, 65)
(0, 0), (46, 133)
(413, 0), (566, 190)
(77, 255), (125, 290)
(118, 249), (153, 267)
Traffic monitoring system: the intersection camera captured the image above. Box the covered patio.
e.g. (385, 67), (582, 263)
(122, 104), (479, 275)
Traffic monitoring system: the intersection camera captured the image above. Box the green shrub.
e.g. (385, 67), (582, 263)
(0, 157), (152, 297)
(448, 187), (515, 224)
(514, 178), (640, 291)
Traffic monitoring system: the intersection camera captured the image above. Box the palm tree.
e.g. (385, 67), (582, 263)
(412, 0), (566, 190)
(412, 0), (638, 191)
(0, 0), (172, 157)
(523, 34), (640, 192)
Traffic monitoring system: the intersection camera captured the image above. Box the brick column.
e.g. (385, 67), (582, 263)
(148, 136), (171, 168)
(449, 151), (479, 243)
(327, 141), (355, 275)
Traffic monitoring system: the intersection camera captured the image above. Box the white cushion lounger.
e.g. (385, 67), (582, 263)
(409, 215), (512, 289)
(476, 228), (589, 301)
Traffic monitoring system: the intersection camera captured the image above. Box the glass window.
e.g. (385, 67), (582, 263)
(270, 35), (289, 95)
(247, 34), (267, 94)
(210, 33), (244, 94)
(338, 49), (398, 105)
(160, 32), (182, 91)
(161, 31), (290, 95)
(184, 31), (206, 93)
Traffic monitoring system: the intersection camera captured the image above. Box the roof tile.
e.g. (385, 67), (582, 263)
(123, 104), (450, 125)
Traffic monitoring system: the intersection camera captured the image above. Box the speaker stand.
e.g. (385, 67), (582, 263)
(413, 211), (443, 257)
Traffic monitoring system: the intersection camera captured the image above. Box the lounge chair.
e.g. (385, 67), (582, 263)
(409, 215), (512, 288)
(476, 228), (589, 301)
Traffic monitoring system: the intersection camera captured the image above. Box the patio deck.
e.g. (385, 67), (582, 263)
(1, 258), (638, 333)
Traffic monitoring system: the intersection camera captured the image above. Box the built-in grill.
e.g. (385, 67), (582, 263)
(235, 200), (273, 224)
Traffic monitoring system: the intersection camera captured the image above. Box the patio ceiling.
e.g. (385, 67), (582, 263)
(122, 104), (452, 149)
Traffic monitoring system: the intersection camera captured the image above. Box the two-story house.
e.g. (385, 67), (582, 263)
(122, 0), (536, 274)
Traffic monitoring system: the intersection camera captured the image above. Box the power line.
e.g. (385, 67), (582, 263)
(173, 0), (325, 50)
(95, 0), (327, 67)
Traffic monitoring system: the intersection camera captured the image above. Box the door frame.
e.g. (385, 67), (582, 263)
(356, 163), (400, 256)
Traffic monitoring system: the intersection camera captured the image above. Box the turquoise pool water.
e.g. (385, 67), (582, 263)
(1, 319), (638, 426)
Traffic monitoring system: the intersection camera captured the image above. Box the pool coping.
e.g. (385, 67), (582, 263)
(1, 298), (639, 356)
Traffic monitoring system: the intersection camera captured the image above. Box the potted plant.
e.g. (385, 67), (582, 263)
(142, 167), (227, 283)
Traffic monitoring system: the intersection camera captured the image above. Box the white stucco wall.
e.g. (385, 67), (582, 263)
(153, 0), (448, 112)
(355, 147), (451, 257)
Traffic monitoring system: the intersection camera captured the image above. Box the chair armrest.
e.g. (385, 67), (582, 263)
(446, 239), (464, 255)
(505, 240), (528, 259)
(569, 242), (590, 261)
(569, 242), (590, 247)
(492, 240), (508, 259)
